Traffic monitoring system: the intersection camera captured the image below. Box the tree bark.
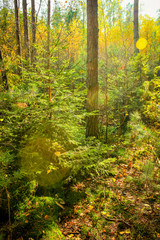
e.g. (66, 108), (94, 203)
(48, 0), (51, 102)
(23, 0), (30, 61)
(104, 26), (108, 143)
(134, 0), (139, 54)
(0, 48), (8, 90)
(31, 0), (36, 64)
(14, 0), (21, 57)
(86, 0), (99, 138)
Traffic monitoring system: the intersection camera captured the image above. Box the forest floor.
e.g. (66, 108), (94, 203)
(56, 145), (160, 240)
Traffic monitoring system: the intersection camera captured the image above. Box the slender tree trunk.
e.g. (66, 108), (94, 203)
(47, 0), (51, 102)
(104, 31), (109, 143)
(134, 0), (139, 54)
(0, 48), (8, 90)
(31, 0), (36, 64)
(14, 0), (22, 76)
(102, 6), (109, 143)
(86, 0), (99, 138)
(14, 0), (21, 57)
(36, 0), (42, 18)
(23, 0), (30, 61)
(82, 1), (85, 34)
(0, 2), (8, 90)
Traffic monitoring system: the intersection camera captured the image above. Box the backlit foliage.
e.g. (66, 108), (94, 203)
(0, 0), (160, 239)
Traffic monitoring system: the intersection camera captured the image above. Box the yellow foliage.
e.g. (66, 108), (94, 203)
(55, 151), (61, 157)
(140, 15), (160, 55)
(66, 19), (83, 61)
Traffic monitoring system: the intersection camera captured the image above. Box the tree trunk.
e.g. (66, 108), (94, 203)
(23, 0), (30, 61)
(134, 0), (139, 54)
(102, 5), (109, 143)
(0, 48), (8, 90)
(104, 32), (109, 143)
(31, 0), (36, 64)
(14, 0), (21, 57)
(47, 0), (51, 102)
(86, 0), (99, 138)
(82, 0), (85, 34)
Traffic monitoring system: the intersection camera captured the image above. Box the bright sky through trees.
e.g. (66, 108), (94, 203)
(122, 0), (160, 18)
(29, 0), (160, 19)
(55, 0), (159, 18)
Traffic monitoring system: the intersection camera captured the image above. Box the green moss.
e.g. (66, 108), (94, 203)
(41, 223), (65, 240)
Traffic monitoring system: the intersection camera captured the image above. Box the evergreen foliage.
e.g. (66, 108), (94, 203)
(0, 0), (160, 239)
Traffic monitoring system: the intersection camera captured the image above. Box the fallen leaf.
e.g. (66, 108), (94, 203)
(44, 215), (50, 220)
(119, 229), (131, 235)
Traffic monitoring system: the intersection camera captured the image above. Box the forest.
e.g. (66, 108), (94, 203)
(0, 0), (160, 239)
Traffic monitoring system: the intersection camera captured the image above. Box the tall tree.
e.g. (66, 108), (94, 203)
(47, 0), (51, 102)
(14, 0), (21, 57)
(31, 0), (36, 64)
(0, 48), (8, 90)
(86, 0), (99, 138)
(103, 3), (109, 143)
(134, 0), (139, 54)
(0, 1), (9, 90)
(23, 0), (30, 60)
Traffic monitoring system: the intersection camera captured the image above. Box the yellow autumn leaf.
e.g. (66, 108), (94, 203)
(68, 234), (74, 238)
(88, 205), (93, 210)
(156, 233), (160, 238)
(47, 170), (51, 174)
(136, 38), (147, 50)
(101, 211), (107, 215)
(125, 229), (131, 234)
(119, 229), (131, 235)
(55, 151), (61, 157)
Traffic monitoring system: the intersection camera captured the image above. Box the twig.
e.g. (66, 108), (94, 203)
(55, 201), (65, 209)
(36, 0), (42, 20)
(102, 215), (131, 227)
(0, 221), (20, 233)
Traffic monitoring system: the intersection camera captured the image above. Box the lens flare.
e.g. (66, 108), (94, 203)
(136, 38), (147, 50)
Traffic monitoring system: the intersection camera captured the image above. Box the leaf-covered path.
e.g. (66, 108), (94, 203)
(58, 146), (160, 239)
